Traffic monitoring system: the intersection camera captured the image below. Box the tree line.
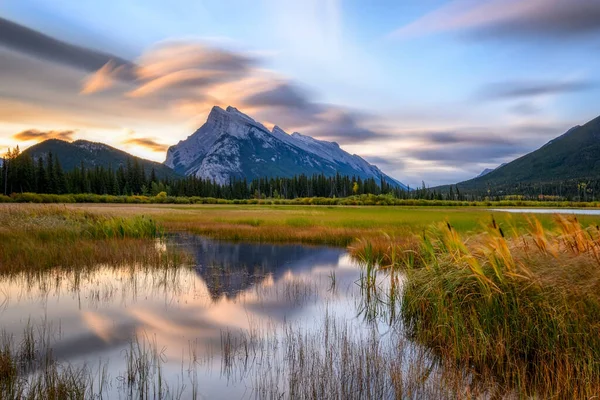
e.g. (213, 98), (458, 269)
(1, 147), (408, 199)
(4, 147), (596, 202)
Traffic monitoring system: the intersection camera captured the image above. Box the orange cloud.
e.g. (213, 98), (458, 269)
(13, 129), (76, 141)
(126, 69), (221, 98)
(81, 60), (118, 94)
(123, 137), (169, 152)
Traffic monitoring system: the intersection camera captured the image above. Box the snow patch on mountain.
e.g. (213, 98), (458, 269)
(165, 106), (408, 189)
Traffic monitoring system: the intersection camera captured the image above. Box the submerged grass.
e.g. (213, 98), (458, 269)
(355, 215), (600, 397)
(0, 326), (187, 400)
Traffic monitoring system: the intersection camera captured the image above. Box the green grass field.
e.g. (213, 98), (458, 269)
(55, 203), (600, 245)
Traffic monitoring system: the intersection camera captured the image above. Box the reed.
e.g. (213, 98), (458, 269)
(365, 215), (600, 397)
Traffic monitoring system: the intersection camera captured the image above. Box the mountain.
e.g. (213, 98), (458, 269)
(165, 106), (407, 189)
(475, 163), (507, 178)
(476, 168), (494, 178)
(24, 139), (179, 179)
(444, 114), (600, 193)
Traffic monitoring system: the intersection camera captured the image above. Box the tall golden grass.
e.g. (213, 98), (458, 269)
(355, 215), (600, 397)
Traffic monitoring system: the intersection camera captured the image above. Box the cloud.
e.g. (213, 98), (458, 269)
(403, 120), (574, 173)
(392, 0), (600, 40)
(137, 41), (255, 79)
(305, 109), (383, 143)
(411, 144), (528, 165)
(509, 102), (541, 116)
(424, 131), (514, 145)
(0, 17), (135, 76)
(0, 19), (388, 147)
(80, 40), (257, 101)
(13, 129), (76, 141)
(243, 83), (318, 111)
(123, 138), (169, 152)
(81, 60), (124, 94)
(242, 83), (387, 143)
(117, 41), (256, 99)
(363, 155), (405, 171)
(478, 80), (595, 100)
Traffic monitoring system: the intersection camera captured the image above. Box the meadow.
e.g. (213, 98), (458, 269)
(47, 202), (600, 244)
(1, 202), (600, 398)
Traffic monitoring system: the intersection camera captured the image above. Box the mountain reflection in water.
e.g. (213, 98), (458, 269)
(0, 235), (366, 399)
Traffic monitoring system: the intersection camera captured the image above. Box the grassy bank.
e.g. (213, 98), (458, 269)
(356, 216), (600, 397)
(32, 203), (597, 250)
(0, 205), (188, 274)
(2, 192), (600, 208)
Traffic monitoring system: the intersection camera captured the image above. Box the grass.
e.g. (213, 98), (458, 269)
(4, 203), (600, 397)
(0, 325), (186, 399)
(354, 215), (600, 397)
(0, 205), (189, 274)
(1, 324), (91, 400)
(30, 203), (597, 250)
(5, 192), (600, 208)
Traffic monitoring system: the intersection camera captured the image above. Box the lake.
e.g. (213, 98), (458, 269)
(0, 235), (455, 399)
(491, 208), (600, 215)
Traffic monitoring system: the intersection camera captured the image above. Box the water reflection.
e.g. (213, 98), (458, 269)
(0, 235), (369, 399)
(491, 208), (600, 215)
(176, 234), (344, 300)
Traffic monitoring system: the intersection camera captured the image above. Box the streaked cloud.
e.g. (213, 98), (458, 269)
(123, 137), (169, 152)
(243, 83), (318, 112)
(411, 144), (528, 165)
(477, 80), (595, 101)
(392, 0), (600, 40)
(0, 17), (135, 76)
(424, 131), (514, 146)
(363, 155), (405, 172)
(509, 102), (541, 116)
(303, 108), (383, 143)
(137, 41), (255, 80)
(13, 129), (76, 141)
(242, 82), (387, 143)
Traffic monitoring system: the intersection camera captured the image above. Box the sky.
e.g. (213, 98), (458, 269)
(0, 0), (599, 187)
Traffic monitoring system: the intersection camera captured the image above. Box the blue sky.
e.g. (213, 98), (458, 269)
(1, 0), (599, 187)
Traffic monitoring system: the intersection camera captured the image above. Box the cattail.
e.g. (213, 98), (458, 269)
(499, 227), (505, 238)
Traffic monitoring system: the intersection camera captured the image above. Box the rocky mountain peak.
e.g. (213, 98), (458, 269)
(165, 105), (408, 189)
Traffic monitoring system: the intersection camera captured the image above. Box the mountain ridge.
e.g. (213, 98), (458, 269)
(23, 139), (180, 180)
(438, 114), (600, 194)
(166, 106), (407, 189)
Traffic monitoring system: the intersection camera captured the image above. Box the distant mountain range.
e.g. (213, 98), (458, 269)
(475, 163), (507, 179)
(15, 106), (407, 189)
(23, 139), (180, 180)
(19, 107), (598, 196)
(166, 106), (408, 189)
(441, 114), (600, 193)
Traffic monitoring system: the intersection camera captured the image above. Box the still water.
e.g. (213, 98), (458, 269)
(491, 208), (600, 215)
(1, 235), (414, 399)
